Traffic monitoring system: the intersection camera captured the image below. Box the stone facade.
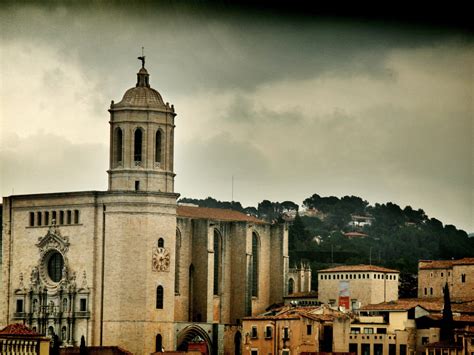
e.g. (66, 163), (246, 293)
(418, 258), (474, 299)
(317, 265), (399, 310)
(0, 63), (289, 354)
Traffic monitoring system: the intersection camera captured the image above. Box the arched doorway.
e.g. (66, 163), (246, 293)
(176, 325), (212, 355)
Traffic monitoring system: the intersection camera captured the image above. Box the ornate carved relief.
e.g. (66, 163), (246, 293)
(152, 247), (170, 272)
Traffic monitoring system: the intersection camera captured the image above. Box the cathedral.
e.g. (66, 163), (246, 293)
(0, 60), (290, 354)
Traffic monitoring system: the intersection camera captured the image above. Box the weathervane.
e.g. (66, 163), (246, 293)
(138, 47), (145, 68)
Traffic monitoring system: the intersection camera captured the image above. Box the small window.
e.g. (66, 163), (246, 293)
(461, 274), (466, 283)
(351, 328), (361, 334)
(59, 211), (64, 225)
(422, 337), (429, 345)
(424, 288), (427, 295)
(307, 324), (312, 335)
(441, 272), (444, 277)
(29, 212), (35, 227)
(37, 212), (42, 226)
(282, 350), (290, 355)
(251, 350), (258, 355)
(158, 238), (164, 248)
(430, 287), (433, 295)
(156, 286), (164, 309)
(265, 326), (272, 339)
(52, 211), (57, 223)
(377, 328), (387, 334)
(364, 328), (374, 334)
(283, 327), (289, 340)
(74, 210), (79, 224)
(16, 299), (24, 313)
(44, 211), (50, 226)
(67, 210), (72, 224)
(80, 298), (87, 312)
(135, 180), (140, 191)
(251, 326), (258, 338)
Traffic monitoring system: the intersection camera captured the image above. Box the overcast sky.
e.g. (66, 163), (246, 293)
(0, 3), (472, 232)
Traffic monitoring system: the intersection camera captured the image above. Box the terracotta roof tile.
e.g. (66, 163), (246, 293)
(344, 232), (368, 237)
(0, 324), (39, 335)
(359, 299), (444, 312)
(419, 258), (474, 270)
(177, 205), (266, 224)
(318, 264), (399, 273)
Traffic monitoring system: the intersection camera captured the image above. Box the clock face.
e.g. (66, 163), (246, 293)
(152, 247), (170, 272)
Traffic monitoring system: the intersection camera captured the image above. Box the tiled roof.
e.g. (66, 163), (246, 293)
(177, 205), (266, 224)
(344, 232), (368, 237)
(318, 264), (399, 273)
(360, 299), (441, 312)
(360, 298), (474, 313)
(453, 257), (474, 266)
(419, 258), (474, 270)
(0, 323), (39, 335)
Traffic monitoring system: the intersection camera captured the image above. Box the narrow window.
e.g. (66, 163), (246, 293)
(156, 334), (163, 352)
(74, 210), (79, 224)
(59, 211), (64, 225)
(80, 298), (87, 312)
(461, 274), (466, 283)
(213, 230), (222, 295)
(251, 232), (259, 297)
(52, 211), (57, 223)
(37, 212), (42, 226)
(424, 288), (427, 295)
(16, 299), (24, 313)
(430, 287), (433, 295)
(29, 212), (35, 227)
(134, 128), (143, 163)
(44, 211), (49, 226)
(155, 130), (162, 164)
(283, 327), (289, 340)
(175, 229), (181, 294)
(441, 272), (444, 277)
(135, 180), (140, 191)
(158, 238), (164, 248)
(67, 210), (72, 224)
(265, 326), (273, 338)
(156, 285), (164, 309)
(115, 127), (123, 164)
(251, 326), (258, 338)
(307, 324), (312, 335)
(288, 278), (294, 295)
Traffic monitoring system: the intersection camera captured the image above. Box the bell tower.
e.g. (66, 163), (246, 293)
(107, 58), (176, 192)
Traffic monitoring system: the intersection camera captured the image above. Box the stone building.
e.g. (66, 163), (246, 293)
(287, 262), (312, 295)
(0, 61), (289, 354)
(418, 258), (474, 299)
(317, 265), (399, 310)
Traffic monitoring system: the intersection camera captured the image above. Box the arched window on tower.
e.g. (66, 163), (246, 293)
(251, 232), (260, 297)
(156, 285), (164, 309)
(175, 229), (181, 294)
(115, 128), (123, 165)
(213, 230), (222, 295)
(155, 130), (162, 165)
(288, 278), (294, 295)
(134, 128), (143, 164)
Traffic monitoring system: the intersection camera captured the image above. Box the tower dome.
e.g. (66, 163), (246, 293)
(113, 67), (168, 109)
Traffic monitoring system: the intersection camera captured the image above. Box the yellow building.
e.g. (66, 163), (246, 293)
(242, 304), (350, 355)
(318, 265), (399, 310)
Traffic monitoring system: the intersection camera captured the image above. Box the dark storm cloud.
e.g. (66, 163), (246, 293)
(1, 2), (471, 97)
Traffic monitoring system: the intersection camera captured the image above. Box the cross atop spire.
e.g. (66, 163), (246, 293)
(137, 47), (145, 68)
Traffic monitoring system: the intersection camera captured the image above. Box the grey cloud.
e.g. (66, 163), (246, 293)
(0, 133), (108, 196)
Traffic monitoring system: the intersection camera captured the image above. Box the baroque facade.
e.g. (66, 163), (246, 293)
(0, 61), (289, 354)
